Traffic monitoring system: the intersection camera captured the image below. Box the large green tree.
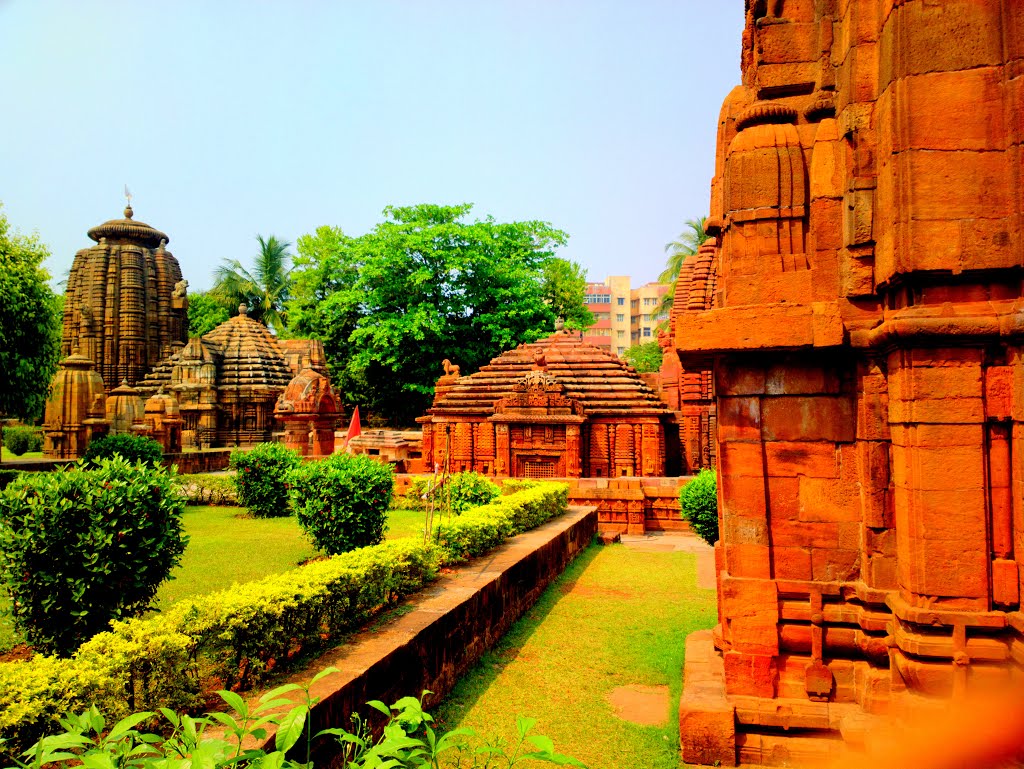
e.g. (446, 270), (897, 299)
(655, 216), (709, 325)
(0, 206), (61, 421)
(211, 234), (293, 334)
(541, 257), (593, 331)
(289, 204), (568, 424)
(187, 290), (231, 337)
(623, 341), (663, 373)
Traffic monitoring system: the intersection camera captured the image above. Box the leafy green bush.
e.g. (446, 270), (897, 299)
(0, 469), (21, 490)
(404, 472), (500, 515)
(176, 472), (238, 505)
(434, 482), (569, 564)
(3, 425), (41, 456)
(229, 443), (300, 518)
(0, 457), (188, 656)
(289, 453), (394, 554)
(680, 468), (719, 546)
(16, 679), (583, 769)
(81, 433), (163, 466)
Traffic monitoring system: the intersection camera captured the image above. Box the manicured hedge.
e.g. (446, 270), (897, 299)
(433, 482), (569, 563)
(0, 481), (570, 761)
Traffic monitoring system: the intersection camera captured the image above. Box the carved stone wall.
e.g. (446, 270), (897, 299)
(677, 1), (1024, 766)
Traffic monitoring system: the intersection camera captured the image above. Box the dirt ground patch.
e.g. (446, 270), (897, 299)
(606, 684), (669, 726)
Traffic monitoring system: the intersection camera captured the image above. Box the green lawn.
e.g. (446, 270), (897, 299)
(434, 542), (717, 769)
(0, 505), (431, 653)
(0, 448), (43, 462)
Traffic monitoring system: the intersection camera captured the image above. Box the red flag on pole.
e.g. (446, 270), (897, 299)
(345, 406), (361, 452)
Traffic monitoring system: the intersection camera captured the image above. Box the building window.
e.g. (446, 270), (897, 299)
(642, 314), (651, 322)
(617, 347), (625, 355)
(617, 297), (625, 306)
(616, 313), (624, 322)
(617, 330), (625, 338)
(643, 327), (652, 337)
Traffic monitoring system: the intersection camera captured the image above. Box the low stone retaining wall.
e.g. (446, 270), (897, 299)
(0, 449), (233, 475)
(393, 474), (690, 536)
(255, 504), (597, 766)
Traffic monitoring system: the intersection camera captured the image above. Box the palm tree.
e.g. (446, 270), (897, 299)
(211, 235), (293, 334)
(654, 216), (708, 328)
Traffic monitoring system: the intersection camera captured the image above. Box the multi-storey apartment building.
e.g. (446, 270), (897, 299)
(580, 276), (668, 356)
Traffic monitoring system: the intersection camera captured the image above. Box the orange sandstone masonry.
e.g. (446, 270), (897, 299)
(673, 1), (1024, 766)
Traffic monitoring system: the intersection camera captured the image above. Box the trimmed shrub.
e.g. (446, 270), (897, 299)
(176, 472), (238, 506)
(82, 433), (163, 466)
(0, 457), (189, 656)
(500, 479), (539, 495)
(3, 425), (41, 456)
(403, 471), (500, 515)
(290, 453), (394, 554)
(229, 443), (300, 518)
(680, 468), (718, 546)
(0, 469), (21, 490)
(434, 482), (569, 564)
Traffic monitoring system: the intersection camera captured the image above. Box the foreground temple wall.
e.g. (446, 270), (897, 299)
(676, 0), (1024, 764)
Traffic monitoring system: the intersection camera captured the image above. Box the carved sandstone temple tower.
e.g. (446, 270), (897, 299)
(44, 206), (189, 457)
(678, 1), (1024, 765)
(61, 205), (189, 391)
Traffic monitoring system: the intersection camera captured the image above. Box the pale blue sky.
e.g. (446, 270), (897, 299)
(0, 1), (743, 291)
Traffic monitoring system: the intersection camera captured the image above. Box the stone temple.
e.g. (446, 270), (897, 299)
(43, 207), (339, 458)
(418, 331), (677, 478)
(675, 1), (1024, 766)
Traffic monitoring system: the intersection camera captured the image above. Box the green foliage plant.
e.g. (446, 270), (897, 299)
(289, 453), (394, 555)
(622, 341), (664, 373)
(434, 483), (569, 564)
(3, 426), (42, 456)
(0, 469), (22, 490)
(186, 290), (231, 337)
(0, 205), (62, 421)
(13, 674), (584, 769)
(405, 472), (500, 516)
(81, 433), (164, 466)
(0, 457), (189, 656)
(229, 443), (301, 518)
(680, 468), (719, 546)
(211, 234), (293, 334)
(499, 479), (539, 495)
(175, 473), (238, 506)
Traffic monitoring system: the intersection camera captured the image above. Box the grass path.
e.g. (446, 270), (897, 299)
(434, 540), (716, 769)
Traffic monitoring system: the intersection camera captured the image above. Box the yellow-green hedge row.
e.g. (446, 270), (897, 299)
(0, 482), (569, 761)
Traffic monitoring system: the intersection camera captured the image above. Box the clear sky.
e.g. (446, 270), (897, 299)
(0, 1), (744, 292)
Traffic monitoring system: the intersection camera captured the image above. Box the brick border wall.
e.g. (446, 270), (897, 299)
(0, 449), (233, 475)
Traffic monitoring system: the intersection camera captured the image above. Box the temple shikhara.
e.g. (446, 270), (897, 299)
(42, 207), (339, 458)
(418, 332), (678, 479)
(674, 0), (1024, 765)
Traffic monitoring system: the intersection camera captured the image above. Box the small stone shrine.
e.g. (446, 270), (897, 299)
(418, 331), (676, 478)
(138, 305), (338, 451)
(676, 1), (1024, 766)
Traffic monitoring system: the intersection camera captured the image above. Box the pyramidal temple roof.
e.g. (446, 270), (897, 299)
(427, 332), (672, 418)
(197, 308), (293, 389)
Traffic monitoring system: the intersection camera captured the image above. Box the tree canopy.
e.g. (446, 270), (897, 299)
(541, 258), (593, 331)
(0, 206), (61, 421)
(211, 235), (293, 334)
(187, 290), (231, 337)
(289, 204), (570, 424)
(656, 216), (708, 325)
(623, 341), (663, 373)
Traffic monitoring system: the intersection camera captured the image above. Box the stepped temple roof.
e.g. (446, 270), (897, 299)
(427, 332), (671, 419)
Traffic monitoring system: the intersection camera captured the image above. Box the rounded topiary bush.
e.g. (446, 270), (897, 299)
(229, 442), (301, 518)
(289, 453), (394, 555)
(3, 425), (39, 457)
(82, 433), (164, 466)
(680, 468), (719, 546)
(0, 457), (189, 655)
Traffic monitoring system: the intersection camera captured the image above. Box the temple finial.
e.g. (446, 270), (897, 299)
(124, 184), (133, 219)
